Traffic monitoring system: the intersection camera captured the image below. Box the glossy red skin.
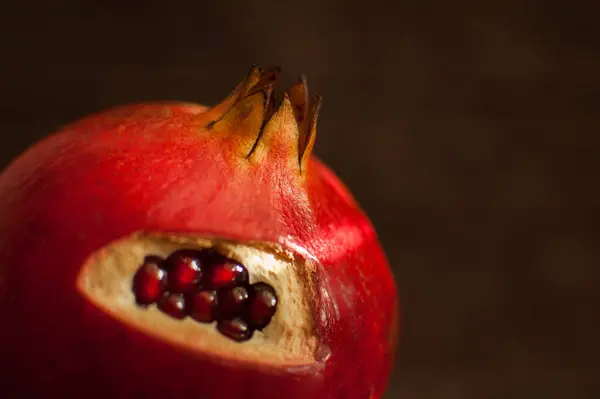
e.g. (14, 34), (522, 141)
(0, 103), (398, 398)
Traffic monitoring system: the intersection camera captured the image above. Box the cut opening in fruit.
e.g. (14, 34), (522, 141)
(77, 232), (321, 368)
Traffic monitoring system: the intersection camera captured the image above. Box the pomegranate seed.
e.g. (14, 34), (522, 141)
(207, 260), (248, 289)
(188, 290), (218, 323)
(132, 258), (166, 306)
(164, 249), (204, 294)
(157, 293), (187, 319)
(217, 318), (253, 342)
(216, 286), (249, 319)
(245, 283), (278, 329)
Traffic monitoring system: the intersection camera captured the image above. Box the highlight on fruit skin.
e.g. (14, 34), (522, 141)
(0, 65), (399, 399)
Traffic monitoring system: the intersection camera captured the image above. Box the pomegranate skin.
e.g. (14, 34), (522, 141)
(0, 68), (398, 398)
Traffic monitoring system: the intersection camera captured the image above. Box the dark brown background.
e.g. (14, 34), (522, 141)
(1, 1), (599, 398)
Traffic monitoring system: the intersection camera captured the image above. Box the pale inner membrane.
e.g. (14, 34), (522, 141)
(77, 232), (320, 368)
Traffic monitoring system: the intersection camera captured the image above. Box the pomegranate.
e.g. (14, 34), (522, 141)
(0, 66), (399, 398)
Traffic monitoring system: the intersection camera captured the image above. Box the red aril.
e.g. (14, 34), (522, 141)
(216, 285), (250, 319)
(207, 259), (249, 290)
(132, 257), (166, 306)
(245, 282), (278, 330)
(217, 317), (254, 342)
(157, 292), (187, 320)
(164, 249), (204, 294)
(188, 289), (219, 323)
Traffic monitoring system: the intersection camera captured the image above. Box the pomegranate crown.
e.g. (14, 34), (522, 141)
(204, 66), (323, 175)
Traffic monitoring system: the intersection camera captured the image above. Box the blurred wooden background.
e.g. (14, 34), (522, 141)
(1, 1), (599, 397)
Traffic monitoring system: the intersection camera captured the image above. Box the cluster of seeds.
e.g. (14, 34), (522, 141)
(131, 249), (278, 342)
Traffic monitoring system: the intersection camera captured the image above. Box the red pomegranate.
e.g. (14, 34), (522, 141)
(0, 66), (399, 398)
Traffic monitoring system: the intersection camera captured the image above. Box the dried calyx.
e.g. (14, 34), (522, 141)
(206, 66), (322, 174)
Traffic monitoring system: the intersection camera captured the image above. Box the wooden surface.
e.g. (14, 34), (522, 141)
(1, 1), (599, 397)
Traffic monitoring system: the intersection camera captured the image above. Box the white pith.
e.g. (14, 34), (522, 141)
(77, 232), (320, 367)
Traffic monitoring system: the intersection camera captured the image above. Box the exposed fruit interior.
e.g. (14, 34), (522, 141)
(77, 233), (320, 367)
(131, 248), (279, 342)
